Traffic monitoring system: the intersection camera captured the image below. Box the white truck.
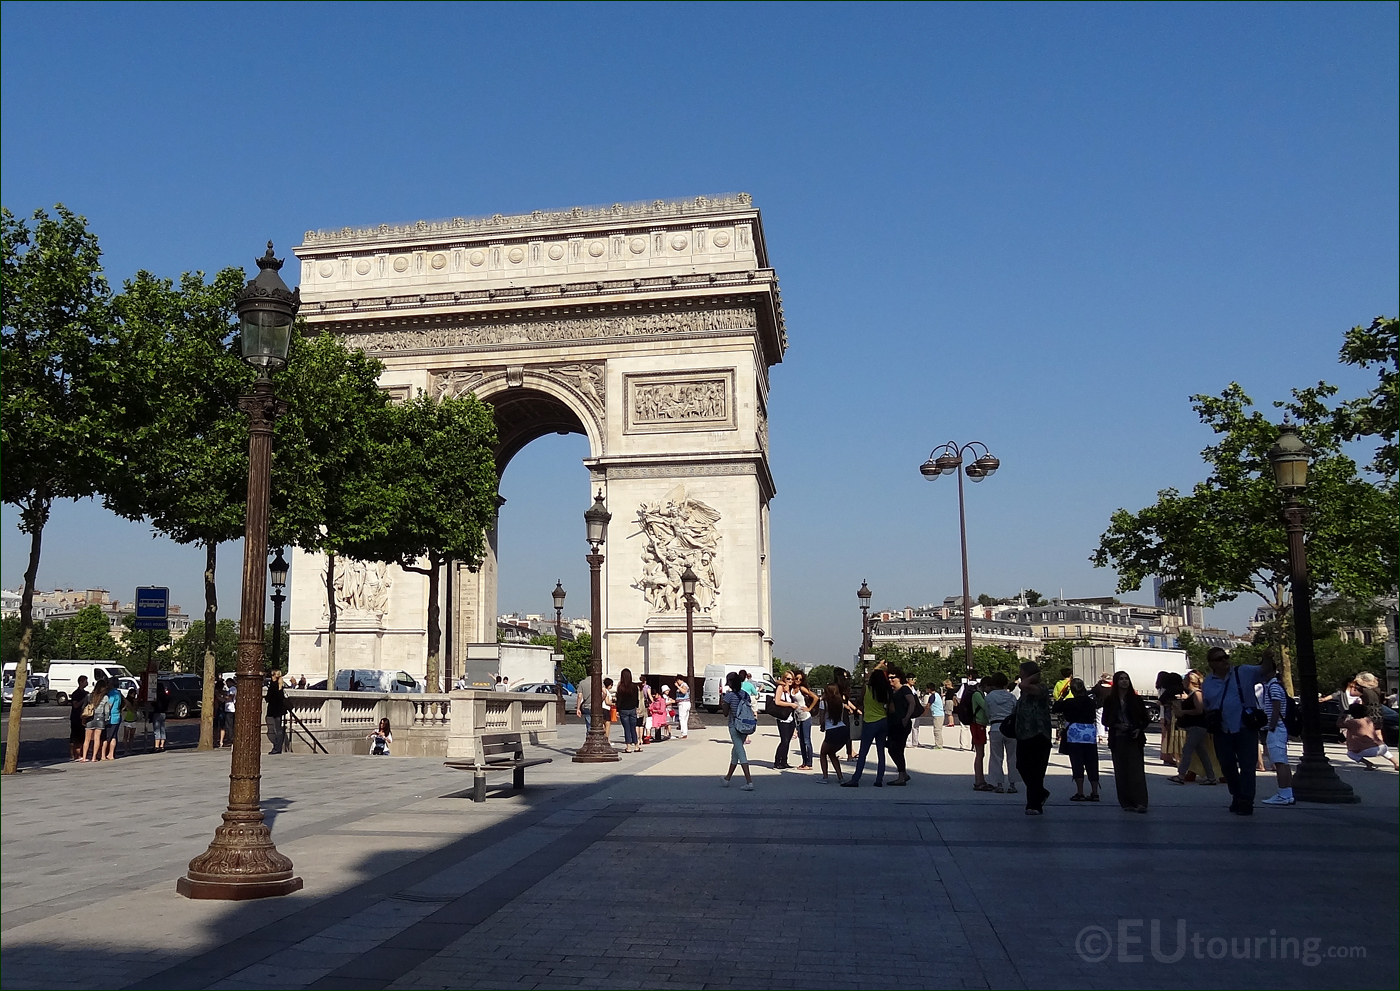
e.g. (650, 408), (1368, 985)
(460, 643), (557, 691)
(43, 660), (136, 704)
(1071, 644), (1190, 712)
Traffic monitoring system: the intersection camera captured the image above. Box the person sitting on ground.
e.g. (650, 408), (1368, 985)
(368, 717), (392, 756)
(1339, 703), (1398, 770)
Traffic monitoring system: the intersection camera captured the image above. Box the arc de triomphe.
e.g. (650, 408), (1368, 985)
(285, 194), (786, 685)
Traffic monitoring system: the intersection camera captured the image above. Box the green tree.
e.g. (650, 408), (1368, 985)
(1311, 635), (1385, 698)
(1, 616), (57, 670)
(171, 620), (239, 674)
(106, 266), (251, 747)
(2, 205), (120, 773)
(1332, 316), (1397, 483)
(808, 664), (837, 692)
(268, 330), (391, 686)
(1022, 589), (1046, 607)
(1092, 379), (1395, 695)
(339, 392), (499, 692)
(1037, 638), (1089, 677)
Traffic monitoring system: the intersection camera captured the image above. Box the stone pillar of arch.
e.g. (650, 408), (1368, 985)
(286, 194), (786, 686)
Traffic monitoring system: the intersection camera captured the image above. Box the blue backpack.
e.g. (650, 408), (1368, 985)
(731, 692), (758, 735)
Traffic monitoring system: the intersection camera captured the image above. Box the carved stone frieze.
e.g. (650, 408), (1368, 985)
(632, 379), (726, 424)
(346, 306), (756, 354)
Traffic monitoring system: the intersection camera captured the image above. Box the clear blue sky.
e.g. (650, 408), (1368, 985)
(3, 2), (1396, 661)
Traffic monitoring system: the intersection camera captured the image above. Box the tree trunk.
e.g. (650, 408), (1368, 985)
(197, 540), (218, 750)
(425, 555), (442, 693)
(325, 552), (338, 687)
(2, 514), (45, 775)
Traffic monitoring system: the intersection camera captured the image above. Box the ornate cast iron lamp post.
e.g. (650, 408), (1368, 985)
(178, 244), (303, 899)
(269, 548), (289, 674)
(920, 441), (1000, 677)
(552, 580), (567, 722)
(1268, 424), (1358, 804)
(573, 492), (620, 763)
(857, 580), (873, 678)
(681, 565), (703, 731)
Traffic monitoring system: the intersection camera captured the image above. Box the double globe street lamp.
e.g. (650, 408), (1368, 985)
(178, 244), (302, 899)
(681, 564), (703, 731)
(1267, 424), (1358, 804)
(269, 548), (289, 674)
(920, 441), (1000, 677)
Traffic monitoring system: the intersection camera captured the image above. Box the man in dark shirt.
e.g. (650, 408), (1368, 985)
(265, 670), (288, 754)
(69, 675), (90, 761)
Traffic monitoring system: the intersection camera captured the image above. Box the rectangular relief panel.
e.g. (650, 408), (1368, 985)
(624, 369), (737, 434)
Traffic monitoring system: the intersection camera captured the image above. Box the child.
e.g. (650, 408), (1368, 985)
(120, 689), (141, 755)
(1339, 703), (1398, 770)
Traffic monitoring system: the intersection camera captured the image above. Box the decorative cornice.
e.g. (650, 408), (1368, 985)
(301, 193), (754, 249)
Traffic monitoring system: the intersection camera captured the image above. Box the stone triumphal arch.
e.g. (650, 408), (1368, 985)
(285, 195), (786, 685)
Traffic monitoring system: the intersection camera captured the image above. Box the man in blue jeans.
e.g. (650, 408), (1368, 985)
(1201, 647), (1266, 816)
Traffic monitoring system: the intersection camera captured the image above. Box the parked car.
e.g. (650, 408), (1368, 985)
(2, 673), (50, 705)
(513, 681), (579, 711)
(157, 673), (205, 718)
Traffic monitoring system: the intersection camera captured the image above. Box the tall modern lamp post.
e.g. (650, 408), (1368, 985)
(178, 244), (303, 899)
(574, 492), (619, 763)
(552, 580), (567, 722)
(269, 548), (289, 673)
(920, 441), (1000, 677)
(681, 565), (703, 731)
(857, 580), (873, 677)
(1268, 424), (1358, 804)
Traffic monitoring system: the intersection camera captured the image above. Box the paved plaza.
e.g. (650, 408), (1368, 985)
(1, 722), (1396, 990)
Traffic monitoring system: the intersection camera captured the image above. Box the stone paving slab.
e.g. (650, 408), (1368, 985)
(1, 725), (1396, 990)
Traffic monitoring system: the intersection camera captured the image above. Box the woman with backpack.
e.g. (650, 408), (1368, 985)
(841, 662), (892, 788)
(720, 671), (755, 790)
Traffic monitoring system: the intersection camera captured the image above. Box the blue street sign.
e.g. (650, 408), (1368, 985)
(135, 586), (169, 620)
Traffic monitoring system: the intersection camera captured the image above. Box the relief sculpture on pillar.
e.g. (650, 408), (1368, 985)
(629, 485), (721, 614)
(322, 558), (393, 621)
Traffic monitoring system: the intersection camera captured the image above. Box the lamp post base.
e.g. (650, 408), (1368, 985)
(1292, 754), (1360, 804)
(686, 711), (704, 732)
(573, 730), (620, 763)
(176, 814), (303, 899)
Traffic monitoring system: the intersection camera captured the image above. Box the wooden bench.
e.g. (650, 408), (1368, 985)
(445, 732), (552, 802)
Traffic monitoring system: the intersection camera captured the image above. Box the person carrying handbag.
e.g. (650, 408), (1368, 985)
(1102, 671), (1151, 813)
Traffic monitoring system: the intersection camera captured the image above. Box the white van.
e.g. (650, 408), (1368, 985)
(701, 664), (776, 714)
(44, 661), (135, 704)
(332, 668), (424, 693)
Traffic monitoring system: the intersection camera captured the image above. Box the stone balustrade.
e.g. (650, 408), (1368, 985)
(281, 690), (557, 757)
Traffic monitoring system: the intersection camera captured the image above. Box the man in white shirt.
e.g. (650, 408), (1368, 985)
(1201, 647), (1266, 816)
(984, 672), (1020, 793)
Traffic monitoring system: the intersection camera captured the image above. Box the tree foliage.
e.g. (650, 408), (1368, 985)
(171, 619), (239, 674)
(1093, 381), (1395, 632)
(2, 205), (121, 772)
(338, 392), (499, 692)
(1333, 316), (1398, 483)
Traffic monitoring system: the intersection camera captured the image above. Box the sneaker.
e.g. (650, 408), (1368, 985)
(1262, 794), (1295, 806)
(741, 783), (754, 791)
(721, 778), (731, 788)
(1007, 785), (1018, 794)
